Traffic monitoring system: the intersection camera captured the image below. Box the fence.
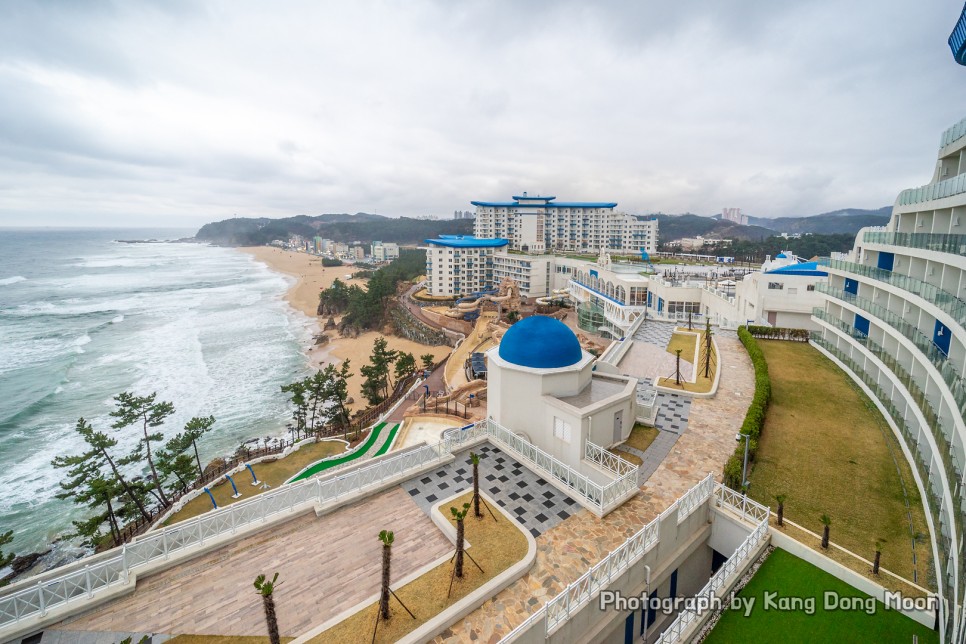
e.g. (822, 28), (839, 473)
(484, 419), (639, 514)
(0, 426), (485, 634)
(500, 475), (767, 642)
(584, 440), (637, 478)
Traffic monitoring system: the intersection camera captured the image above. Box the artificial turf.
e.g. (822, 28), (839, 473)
(287, 421), (388, 482)
(704, 548), (938, 644)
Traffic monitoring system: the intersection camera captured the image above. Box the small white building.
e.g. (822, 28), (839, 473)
(487, 316), (638, 476)
(424, 235), (509, 297)
(371, 241), (400, 262)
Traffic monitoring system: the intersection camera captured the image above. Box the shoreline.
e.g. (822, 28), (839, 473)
(237, 247), (451, 411)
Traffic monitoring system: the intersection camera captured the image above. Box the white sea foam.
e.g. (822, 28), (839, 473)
(0, 275), (26, 285)
(111, 315), (124, 324)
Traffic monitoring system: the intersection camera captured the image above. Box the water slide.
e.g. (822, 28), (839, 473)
(535, 288), (575, 306)
(443, 280), (519, 320)
(286, 421), (400, 482)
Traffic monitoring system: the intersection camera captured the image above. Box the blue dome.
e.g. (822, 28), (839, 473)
(498, 316), (583, 369)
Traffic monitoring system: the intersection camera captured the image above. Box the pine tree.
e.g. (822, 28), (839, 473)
(182, 416), (215, 476)
(281, 380), (309, 439)
(394, 352), (416, 383)
(0, 530), (16, 570)
(110, 392), (175, 508)
(362, 337), (399, 402)
(63, 418), (151, 522)
(321, 360), (353, 439)
(420, 353), (435, 370)
(51, 448), (124, 546)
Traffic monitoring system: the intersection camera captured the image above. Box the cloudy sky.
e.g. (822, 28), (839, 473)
(1, 0), (965, 228)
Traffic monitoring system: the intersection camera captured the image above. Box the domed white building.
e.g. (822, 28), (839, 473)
(487, 316), (639, 476)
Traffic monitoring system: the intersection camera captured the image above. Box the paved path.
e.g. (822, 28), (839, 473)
(56, 487), (452, 638)
(433, 333), (755, 642)
(402, 444), (578, 538)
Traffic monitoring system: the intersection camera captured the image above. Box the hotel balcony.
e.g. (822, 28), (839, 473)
(822, 257), (966, 328)
(863, 231), (966, 257)
(815, 283), (966, 416)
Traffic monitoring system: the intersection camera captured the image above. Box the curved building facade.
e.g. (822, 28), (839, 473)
(812, 117), (966, 642)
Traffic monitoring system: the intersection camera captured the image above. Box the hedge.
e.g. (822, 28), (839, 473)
(723, 326), (772, 489)
(746, 325), (810, 342)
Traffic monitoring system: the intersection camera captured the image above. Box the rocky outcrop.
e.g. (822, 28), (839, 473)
(388, 300), (452, 346)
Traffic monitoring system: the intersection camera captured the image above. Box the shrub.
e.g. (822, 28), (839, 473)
(746, 325), (810, 342)
(724, 326), (772, 489)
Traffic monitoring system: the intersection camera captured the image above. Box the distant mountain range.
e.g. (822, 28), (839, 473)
(195, 206), (893, 247)
(655, 207), (891, 243)
(195, 213), (474, 246)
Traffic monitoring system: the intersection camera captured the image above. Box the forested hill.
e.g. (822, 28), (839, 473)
(195, 213), (474, 246)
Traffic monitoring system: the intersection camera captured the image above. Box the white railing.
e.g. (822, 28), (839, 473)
(484, 420), (639, 514)
(585, 440), (637, 477)
(654, 513), (770, 643)
(0, 435), (473, 633)
(713, 484), (771, 524)
(499, 476), (768, 643)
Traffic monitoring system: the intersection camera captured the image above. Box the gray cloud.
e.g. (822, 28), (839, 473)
(0, 0), (964, 228)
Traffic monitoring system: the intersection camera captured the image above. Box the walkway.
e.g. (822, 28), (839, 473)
(433, 333), (755, 642)
(401, 444), (578, 538)
(56, 488), (452, 638)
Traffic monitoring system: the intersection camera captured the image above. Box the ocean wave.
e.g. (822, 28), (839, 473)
(0, 276), (26, 285)
(111, 315), (124, 324)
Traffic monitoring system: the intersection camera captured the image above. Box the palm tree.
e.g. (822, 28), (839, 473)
(451, 502), (470, 578)
(254, 572), (281, 644)
(820, 514), (832, 549)
(378, 530), (394, 620)
(775, 494), (786, 527)
(873, 540), (883, 575)
(470, 452), (482, 519)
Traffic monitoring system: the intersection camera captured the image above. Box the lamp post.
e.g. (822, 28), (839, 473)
(736, 433), (750, 489)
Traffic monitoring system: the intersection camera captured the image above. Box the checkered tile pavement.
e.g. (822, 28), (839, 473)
(400, 444), (577, 538)
(654, 392), (690, 434)
(632, 320), (677, 347)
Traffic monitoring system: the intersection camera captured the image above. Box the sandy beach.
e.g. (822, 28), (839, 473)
(239, 247), (451, 410)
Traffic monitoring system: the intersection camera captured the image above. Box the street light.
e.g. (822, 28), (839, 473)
(736, 433), (751, 489)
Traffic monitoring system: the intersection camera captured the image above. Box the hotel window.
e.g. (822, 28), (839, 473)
(767, 282), (784, 290)
(807, 284), (815, 291)
(553, 417), (572, 443)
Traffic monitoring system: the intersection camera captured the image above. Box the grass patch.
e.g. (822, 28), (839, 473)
(624, 423), (659, 454)
(704, 549), (937, 644)
(167, 636), (293, 644)
(311, 492), (528, 643)
(747, 341), (933, 588)
(611, 449), (643, 466)
(665, 331), (697, 361)
(165, 439), (346, 525)
(659, 331), (716, 394)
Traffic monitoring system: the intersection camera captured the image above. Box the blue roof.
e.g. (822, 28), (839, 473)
(775, 253), (787, 258)
(425, 235), (508, 248)
(512, 195), (556, 201)
(498, 316), (583, 369)
(764, 261), (828, 277)
(471, 199), (617, 208)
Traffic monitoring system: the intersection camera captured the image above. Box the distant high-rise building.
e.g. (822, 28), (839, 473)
(721, 208), (749, 226)
(472, 192), (657, 255)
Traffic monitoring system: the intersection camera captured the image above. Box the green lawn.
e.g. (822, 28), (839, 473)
(747, 341), (932, 588)
(705, 549), (937, 644)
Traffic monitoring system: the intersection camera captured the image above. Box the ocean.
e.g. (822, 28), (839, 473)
(0, 229), (313, 559)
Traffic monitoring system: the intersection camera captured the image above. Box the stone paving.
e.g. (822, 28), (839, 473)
(653, 391), (690, 433)
(433, 333), (754, 642)
(401, 444), (577, 538)
(54, 487), (452, 639)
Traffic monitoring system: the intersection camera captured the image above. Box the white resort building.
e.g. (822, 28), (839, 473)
(424, 235), (509, 297)
(811, 115), (966, 643)
(471, 193), (658, 256)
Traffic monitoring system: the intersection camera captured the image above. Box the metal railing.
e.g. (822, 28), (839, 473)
(825, 257), (966, 328)
(482, 420), (639, 513)
(809, 333), (955, 589)
(585, 440), (638, 478)
(815, 285), (966, 418)
(0, 430), (489, 632)
(655, 513), (770, 643)
(500, 476), (766, 642)
(811, 310), (962, 490)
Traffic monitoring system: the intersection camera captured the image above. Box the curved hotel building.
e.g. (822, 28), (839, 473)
(812, 116), (966, 642)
